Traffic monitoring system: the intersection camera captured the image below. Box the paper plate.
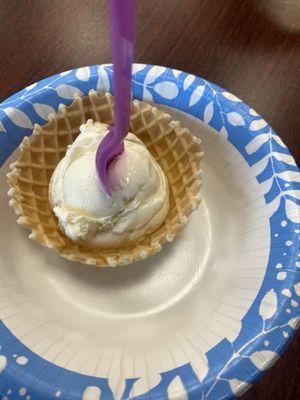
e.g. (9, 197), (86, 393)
(0, 64), (299, 400)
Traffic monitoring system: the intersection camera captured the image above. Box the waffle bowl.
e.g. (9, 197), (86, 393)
(7, 91), (203, 267)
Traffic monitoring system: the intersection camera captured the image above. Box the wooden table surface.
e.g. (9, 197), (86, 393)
(0, 0), (299, 399)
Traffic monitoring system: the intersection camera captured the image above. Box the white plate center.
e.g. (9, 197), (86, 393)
(0, 107), (270, 383)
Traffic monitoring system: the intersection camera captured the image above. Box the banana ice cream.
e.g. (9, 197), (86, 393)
(49, 120), (169, 248)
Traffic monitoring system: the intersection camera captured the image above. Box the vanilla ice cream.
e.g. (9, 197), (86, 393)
(49, 120), (169, 248)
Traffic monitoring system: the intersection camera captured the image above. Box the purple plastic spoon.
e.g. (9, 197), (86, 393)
(95, 0), (135, 195)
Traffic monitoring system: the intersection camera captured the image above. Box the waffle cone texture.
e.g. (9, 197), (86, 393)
(7, 92), (203, 267)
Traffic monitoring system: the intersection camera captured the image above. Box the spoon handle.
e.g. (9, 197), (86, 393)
(110, 0), (135, 143)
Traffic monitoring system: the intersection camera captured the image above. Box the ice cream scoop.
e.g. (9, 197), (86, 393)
(49, 120), (169, 248)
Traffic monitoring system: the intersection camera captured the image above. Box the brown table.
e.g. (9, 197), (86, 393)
(0, 0), (299, 399)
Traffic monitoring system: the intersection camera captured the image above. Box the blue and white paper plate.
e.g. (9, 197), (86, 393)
(0, 64), (299, 400)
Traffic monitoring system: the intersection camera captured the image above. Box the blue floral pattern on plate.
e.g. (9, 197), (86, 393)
(0, 64), (299, 400)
